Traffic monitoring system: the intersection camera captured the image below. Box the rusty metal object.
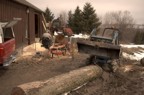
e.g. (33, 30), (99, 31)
(77, 39), (120, 59)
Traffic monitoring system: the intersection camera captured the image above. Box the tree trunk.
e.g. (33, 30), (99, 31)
(11, 65), (103, 95)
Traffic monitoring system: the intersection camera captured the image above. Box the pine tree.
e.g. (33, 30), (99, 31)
(82, 3), (101, 34)
(44, 7), (54, 22)
(68, 10), (73, 28)
(72, 6), (83, 34)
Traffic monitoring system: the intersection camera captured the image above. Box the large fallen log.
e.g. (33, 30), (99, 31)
(11, 65), (103, 95)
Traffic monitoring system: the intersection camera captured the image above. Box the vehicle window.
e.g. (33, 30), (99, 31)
(0, 34), (2, 43)
(91, 28), (102, 36)
(103, 29), (113, 38)
(0, 28), (3, 43)
(2, 27), (14, 42)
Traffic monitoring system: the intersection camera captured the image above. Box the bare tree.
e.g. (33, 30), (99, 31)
(102, 10), (136, 41)
(103, 11), (135, 30)
(59, 11), (68, 27)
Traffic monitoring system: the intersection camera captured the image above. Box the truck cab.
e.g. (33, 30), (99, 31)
(90, 28), (119, 45)
(77, 28), (120, 72)
(0, 19), (19, 66)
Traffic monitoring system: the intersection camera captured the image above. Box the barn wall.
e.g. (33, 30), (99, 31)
(0, 0), (43, 48)
(0, 0), (28, 48)
(28, 9), (43, 44)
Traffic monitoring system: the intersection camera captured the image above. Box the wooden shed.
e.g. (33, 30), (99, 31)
(0, 0), (45, 48)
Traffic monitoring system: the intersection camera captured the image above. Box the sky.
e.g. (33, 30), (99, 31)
(27, 0), (144, 24)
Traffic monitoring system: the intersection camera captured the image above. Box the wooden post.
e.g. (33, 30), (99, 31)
(70, 36), (74, 59)
(11, 65), (103, 95)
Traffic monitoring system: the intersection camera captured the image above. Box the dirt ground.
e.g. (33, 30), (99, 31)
(0, 43), (144, 95)
(68, 60), (144, 95)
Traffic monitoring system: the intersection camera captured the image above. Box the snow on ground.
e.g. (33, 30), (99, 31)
(120, 44), (144, 61)
(120, 44), (144, 48)
(72, 34), (89, 39)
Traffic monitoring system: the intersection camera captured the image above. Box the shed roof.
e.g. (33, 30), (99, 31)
(13, 0), (43, 12)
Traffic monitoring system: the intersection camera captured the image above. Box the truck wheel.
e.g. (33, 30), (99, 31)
(102, 63), (113, 73)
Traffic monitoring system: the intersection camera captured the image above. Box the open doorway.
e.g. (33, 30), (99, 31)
(35, 14), (39, 38)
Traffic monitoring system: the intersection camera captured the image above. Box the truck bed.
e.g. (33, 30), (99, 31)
(0, 38), (15, 65)
(77, 39), (120, 59)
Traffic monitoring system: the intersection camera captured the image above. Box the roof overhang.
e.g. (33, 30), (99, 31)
(13, 0), (43, 13)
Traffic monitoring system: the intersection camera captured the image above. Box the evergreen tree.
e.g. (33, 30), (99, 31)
(72, 6), (83, 34)
(82, 3), (101, 34)
(44, 7), (54, 22)
(68, 10), (73, 28)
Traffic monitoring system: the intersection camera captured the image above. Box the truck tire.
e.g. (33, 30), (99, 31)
(85, 55), (113, 73)
(140, 57), (144, 66)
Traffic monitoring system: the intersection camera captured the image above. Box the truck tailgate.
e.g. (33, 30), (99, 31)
(1, 39), (15, 62)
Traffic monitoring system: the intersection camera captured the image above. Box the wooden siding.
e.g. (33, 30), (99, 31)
(0, 0), (43, 48)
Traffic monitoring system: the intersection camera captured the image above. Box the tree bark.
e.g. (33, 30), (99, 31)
(11, 65), (103, 95)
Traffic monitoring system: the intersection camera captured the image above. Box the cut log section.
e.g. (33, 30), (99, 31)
(11, 65), (103, 95)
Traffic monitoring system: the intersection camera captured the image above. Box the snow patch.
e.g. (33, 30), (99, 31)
(120, 44), (144, 48)
(121, 44), (144, 61)
(72, 34), (89, 39)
